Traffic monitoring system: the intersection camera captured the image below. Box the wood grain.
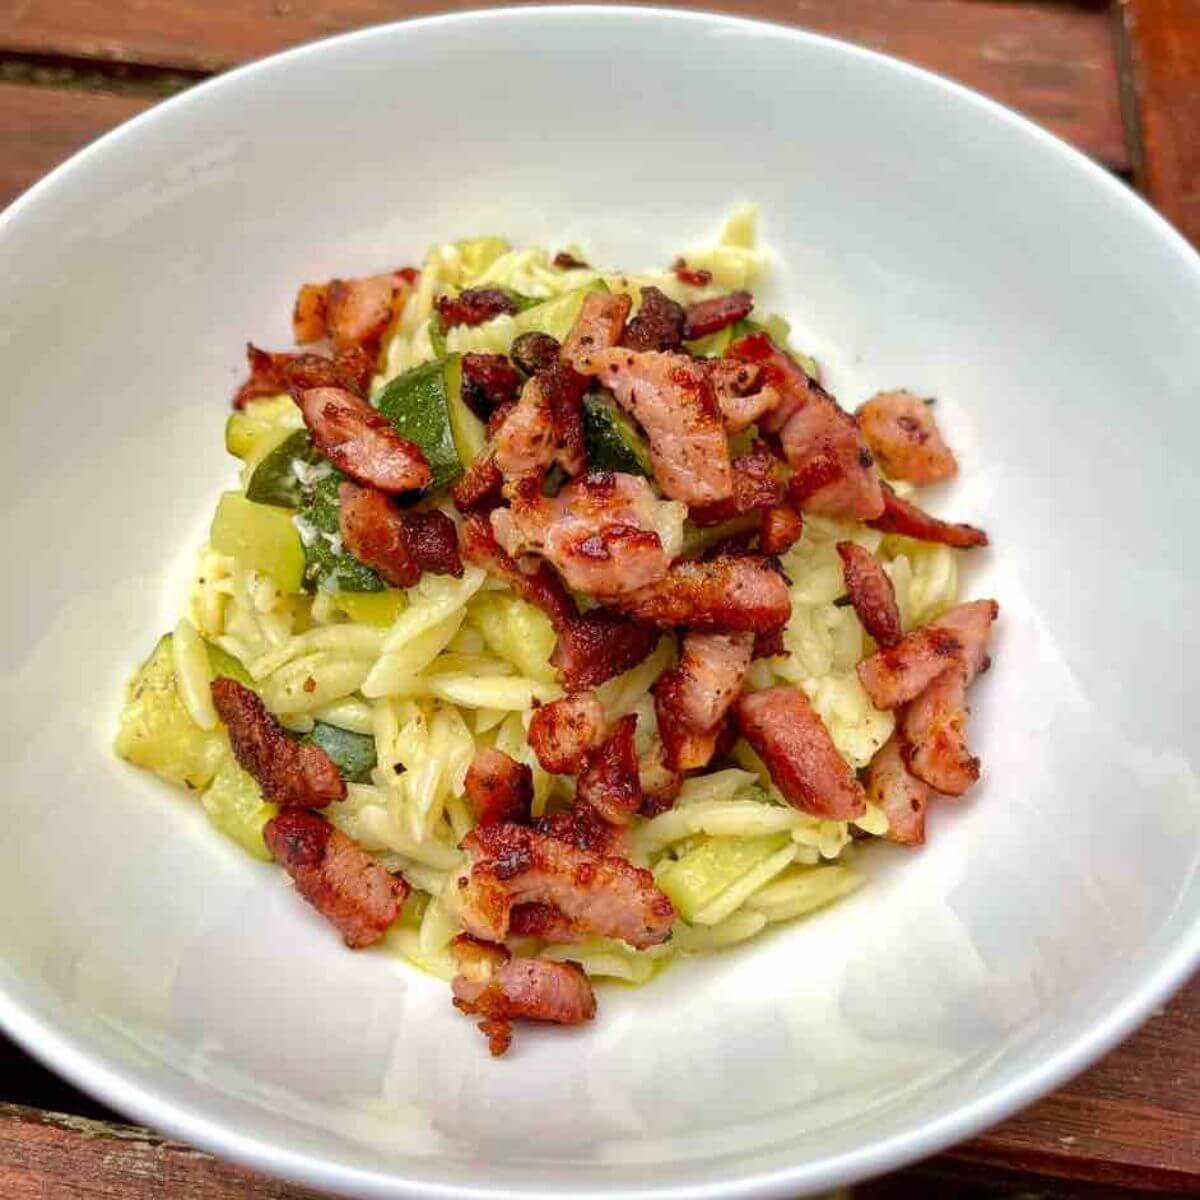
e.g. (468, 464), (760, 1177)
(1116, 0), (1200, 244)
(0, 83), (151, 208)
(0, 0), (1129, 169)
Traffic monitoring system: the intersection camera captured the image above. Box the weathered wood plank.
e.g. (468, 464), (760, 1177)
(1116, 0), (1200, 244)
(0, 0), (1129, 169)
(0, 83), (151, 209)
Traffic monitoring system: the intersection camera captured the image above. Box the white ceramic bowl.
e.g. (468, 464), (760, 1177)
(1, 7), (1197, 1198)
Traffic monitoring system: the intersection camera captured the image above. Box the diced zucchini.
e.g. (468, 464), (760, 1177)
(444, 353), (486, 467)
(201, 756), (278, 860)
(656, 834), (790, 922)
(583, 394), (652, 476)
(512, 280), (607, 342)
(334, 589), (405, 626)
(115, 634), (227, 791)
(299, 473), (384, 594)
(224, 395), (303, 466)
(375, 357), (464, 492)
(305, 722), (376, 783)
(206, 640), (254, 687)
(210, 492), (305, 593)
(686, 326), (737, 358)
(469, 593), (558, 684)
(454, 236), (511, 278)
(245, 429), (326, 509)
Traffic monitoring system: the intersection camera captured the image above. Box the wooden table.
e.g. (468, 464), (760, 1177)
(1, 2), (1197, 1196)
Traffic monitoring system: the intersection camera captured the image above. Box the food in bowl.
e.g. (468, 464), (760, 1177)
(114, 208), (997, 1055)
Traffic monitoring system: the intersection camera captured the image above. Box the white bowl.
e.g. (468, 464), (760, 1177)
(1, 7), (1197, 1197)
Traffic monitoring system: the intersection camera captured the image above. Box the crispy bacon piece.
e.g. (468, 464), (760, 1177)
(672, 258), (712, 287)
(863, 734), (929, 845)
(460, 513), (658, 689)
(233, 344), (373, 409)
(560, 292), (632, 370)
(451, 451), (504, 513)
(638, 738), (683, 815)
(707, 359), (781, 432)
(575, 713), (642, 825)
(510, 331), (561, 375)
(457, 822), (676, 949)
(436, 287), (519, 329)
(730, 332), (884, 520)
(452, 954), (597, 1055)
(900, 668), (978, 795)
(857, 599), (999, 710)
(297, 387), (431, 494)
(264, 808), (407, 948)
(682, 290), (754, 340)
(492, 471), (673, 597)
(655, 631), (752, 772)
(292, 269), (415, 353)
(735, 686), (867, 820)
(338, 483), (461, 586)
(493, 362), (589, 477)
(836, 541), (902, 649)
(210, 677), (344, 808)
(549, 609), (661, 692)
(576, 349), (733, 504)
(857, 391), (957, 485)
(689, 447), (782, 526)
(465, 747), (534, 826)
(527, 692), (607, 774)
(536, 804), (632, 860)
(617, 555), (791, 632)
(868, 483), (988, 549)
(461, 353), (523, 418)
(760, 504), (804, 555)
(621, 286), (685, 353)
(553, 250), (590, 270)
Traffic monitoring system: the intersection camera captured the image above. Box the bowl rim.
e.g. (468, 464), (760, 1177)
(1, 7), (1197, 1198)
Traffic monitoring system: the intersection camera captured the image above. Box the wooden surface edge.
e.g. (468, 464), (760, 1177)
(1115, 0), (1200, 245)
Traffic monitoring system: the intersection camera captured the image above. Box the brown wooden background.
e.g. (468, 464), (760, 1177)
(0, 1), (1197, 1196)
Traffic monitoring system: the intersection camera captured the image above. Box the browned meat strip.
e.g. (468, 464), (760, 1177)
(868, 483), (988, 549)
(264, 808), (407, 948)
(527, 692), (607, 774)
(730, 332), (884, 521)
(492, 471), (673, 597)
(465, 747), (533, 826)
(460, 513), (658, 690)
(707, 359), (782, 432)
(549, 609), (661, 692)
(298, 386), (431, 494)
(574, 349), (733, 504)
(210, 677), (345, 808)
(437, 287), (519, 329)
(292, 268), (415, 353)
(863, 734), (929, 845)
(682, 290), (754, 340)
(292, 283), (328, 344)
(338, 483), (461, 587)
(654, 631), (753, 769)
(553, 250), (589, 270)
(461, 353), (523, 418)
(536, 805), (632, 860)
(456, 822), (675, 949)
(510, 331), (561, 375)
(672, 258), (712, 287)
(452, 955), (596, 1055)
(451, 451), (504, 513)
(857, 391), (957, 485)
(735, 685), (866, 820)
(493, 361), (589, 478)
(560, 292), (632, 370)
(689, 447), (782, 526)
(617, 555), (791, 632)
(638, 738), (684, 815)
(760, 504), (804, 555)
(836, 542), (902, 649)
(621, 286), (685, 352)
(233, 344), (373, 409)
(575, 713), (642, 825)
(857, 599), (998, 710)
(900, 667), (978, 795)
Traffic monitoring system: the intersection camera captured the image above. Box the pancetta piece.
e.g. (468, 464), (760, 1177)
(292, 267), (415, 353)
(621, 286), (685, 353)
(465, 747), (534, 826)
(338, 482), (461, 587)
(560, 292), (632, 370)
(688, 447), (782, 526)
(862, 734), (929, 845)
(856, 390), (957, 485)
(574, 713), (643, 825)
(759, 504), (804, 555)
(527, 692), (608, 774)
(233, 344), (374, 409)
(868, 483), (988, 549)
(836, 541), (902, 649)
